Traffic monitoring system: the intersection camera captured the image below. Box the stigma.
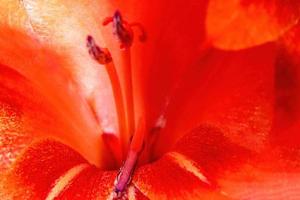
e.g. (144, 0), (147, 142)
(103, 10), (146, 49)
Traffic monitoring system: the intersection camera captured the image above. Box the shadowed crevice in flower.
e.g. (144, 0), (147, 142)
(270, 44), (300, 148)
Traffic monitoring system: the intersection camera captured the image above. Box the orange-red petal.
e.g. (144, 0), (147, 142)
(97, 0), (209, 134)
(21, 0), (118, 133)
(0, 27), (108, 167)
(154, 43), (276, 156)
(1, 140), (86, 199)
(206, 0), (300, 50)
(270, 23), (300, 148)
(171, 126), (300, 199)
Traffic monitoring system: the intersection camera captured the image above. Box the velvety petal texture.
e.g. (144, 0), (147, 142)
(2, 125), (300, 199)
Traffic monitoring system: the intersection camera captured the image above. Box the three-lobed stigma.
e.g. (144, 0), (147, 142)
(103, 10), (146, 49)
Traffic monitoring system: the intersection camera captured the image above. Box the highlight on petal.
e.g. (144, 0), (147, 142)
(21, 0), (118, 133)
(0, 27), (109, 167)
(0, 0), (32, 30)
(206, 0), (300, 50)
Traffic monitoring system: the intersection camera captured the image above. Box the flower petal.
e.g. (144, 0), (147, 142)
(2, 122), (299, 199)
(0, 138), (150, 199)
(270, 23), (300, 148)
(21, 0), (118, 133)
(154, 43), (276, 156)
(1, 140), (86, 199)
(0, 27), (108, 167)
(206, 0), (300, 50)
(0, 0), (31, 30)
(172, 126), (300, 199)
(97, 0), (209, 131)
(134, 152), (229, 200)
(20, 0), (211, 136)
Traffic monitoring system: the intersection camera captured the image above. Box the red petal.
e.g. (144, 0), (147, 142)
(173, 126), (253, 181)
(134, 153), (229, 200)
(96, 0), (209, 132)
(3, 125), (299, 199)
(154, 43), (276, 156)
(54, 167), (115, 199)
(1, 139), (148, 199)
(270, 23), (300, 148)
(1, 140), (86, 199)
(172, 126), (300, 199)
(21, 1), (210, 137)
(206, 0), (300, 49)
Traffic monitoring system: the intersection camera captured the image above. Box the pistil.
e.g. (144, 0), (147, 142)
(103, 10), (147, 195)
(120, 49), (135, 153)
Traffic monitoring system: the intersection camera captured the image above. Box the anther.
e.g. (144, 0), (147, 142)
(103, 10), (146, 49)
(86, 35), (112, 64)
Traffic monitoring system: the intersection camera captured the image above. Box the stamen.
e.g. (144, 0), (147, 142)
(103, 10), (146, 49)
(86, 35), (112, 64)
(104, 61), (127, 158)
(86, 35), (126, 163)
(103, 11), (147, 153)
(121, 49), (135, 150)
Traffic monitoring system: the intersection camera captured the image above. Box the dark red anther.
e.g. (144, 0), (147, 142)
(103, 10), (146, 49)
(86, 35), (112, 64)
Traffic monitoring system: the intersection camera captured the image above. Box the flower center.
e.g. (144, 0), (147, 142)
(87, 10), (146, 196)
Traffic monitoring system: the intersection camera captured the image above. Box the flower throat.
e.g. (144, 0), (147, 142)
(86, 10), (146, 197)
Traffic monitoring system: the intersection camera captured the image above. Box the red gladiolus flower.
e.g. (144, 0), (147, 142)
(1, 0), (300, 199)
